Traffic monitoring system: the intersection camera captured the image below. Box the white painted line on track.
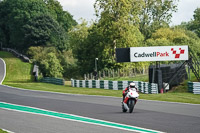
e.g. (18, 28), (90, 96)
(2, 128), (15, 133)
(0, 58), (6, 84)
(139, 99), (200, 106)
(1, 84), (121, 99)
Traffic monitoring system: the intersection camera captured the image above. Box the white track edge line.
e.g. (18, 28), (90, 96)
(2, 128), (15, 133)
(0, 58), (6, 84)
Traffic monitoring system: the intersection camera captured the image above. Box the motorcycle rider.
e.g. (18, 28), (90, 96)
(122, 82), (138, 106)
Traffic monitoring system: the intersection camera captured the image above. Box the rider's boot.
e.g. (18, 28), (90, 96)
(123, 102), (129, 111)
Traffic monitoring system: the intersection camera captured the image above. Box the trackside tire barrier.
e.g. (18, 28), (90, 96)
(188, 82), (200, 94)
(71, 79), (158, 94)
(40, 77), (65, 85)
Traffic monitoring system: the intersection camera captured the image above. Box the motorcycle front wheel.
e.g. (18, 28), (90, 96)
(128, 99), (135, 113)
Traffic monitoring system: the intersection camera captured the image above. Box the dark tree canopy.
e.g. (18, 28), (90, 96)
(0, 0), (76, 51)
(23, 14), (67, 51)
(188, 8), (200, 38)
(45, 0), (77, 32)
(0, 0), (49, 49)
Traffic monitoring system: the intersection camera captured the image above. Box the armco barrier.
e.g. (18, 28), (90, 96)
(40, 77), (65, 85)
(188, 82), (200, 94)
(71, 79), (158, 94)
(2, 48), (30, 62)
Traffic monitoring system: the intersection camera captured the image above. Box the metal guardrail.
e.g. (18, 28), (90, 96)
(1, 48), (30, 62)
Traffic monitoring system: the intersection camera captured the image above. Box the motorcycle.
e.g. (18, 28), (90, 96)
(122, 88), (139, 113)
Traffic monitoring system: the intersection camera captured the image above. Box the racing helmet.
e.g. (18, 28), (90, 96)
(129, 82), (135, 88)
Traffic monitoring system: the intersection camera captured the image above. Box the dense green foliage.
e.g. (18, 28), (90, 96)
(23, 14), (68, 51)
(0, 0), (48, 49)
(0, 0), (76, 51)
(187, 8), (200, 38)
(139, 0), (178, 40)
(45, 0), (77, 32)
(0, 0), (200, 79)
(27, 46), (77, 79)
(94, 0), (144, 68)
(0, 0), (77, 78)
(69, 22), (101, 75)
(146, 28), (200, 55)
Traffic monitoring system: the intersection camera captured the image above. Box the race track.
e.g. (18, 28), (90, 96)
(0, 85), (200, 133)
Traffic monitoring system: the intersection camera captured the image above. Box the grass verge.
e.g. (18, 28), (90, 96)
(1, 51), (200, 104)
(0, 51), (33, 83)
(0, 129), (8, 133)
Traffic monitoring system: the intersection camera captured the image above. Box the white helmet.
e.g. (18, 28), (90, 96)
(130, 82), (135, 88)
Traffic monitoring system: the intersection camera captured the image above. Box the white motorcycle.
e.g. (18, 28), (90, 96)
(122, 88), (139, 113)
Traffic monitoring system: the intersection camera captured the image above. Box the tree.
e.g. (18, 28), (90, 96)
(0, 0), (76, 51)
(146, 27), (200, 56)
(40, 52), (63, 78)
(69, 21), (102, 75)
(69, 20), (90, 53)
(27, 46), (63, 78)
(27, 46), (78, 79)
(188, 8), (200, 37)
(0, 0), (49, 50)
(23, 14), (68, 51)
(94, 0), (144, 69)
(139, 0), (178, 40)
(59, 50), (78, 79)
(45, 0), (77, 32)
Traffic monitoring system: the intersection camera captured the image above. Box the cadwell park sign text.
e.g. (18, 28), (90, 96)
(130, 45), (188, 62)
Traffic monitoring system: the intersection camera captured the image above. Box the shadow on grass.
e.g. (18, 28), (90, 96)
(0, 51), (16, 58)
(4, 81), (34, 83)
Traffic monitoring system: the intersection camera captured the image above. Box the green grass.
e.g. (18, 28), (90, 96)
(0, 129), (8, 133)
(0, 51), (33, 83)
(139, 93), (200, 104)
(6, 82), (123, 97)
(1, 51), (200, 104)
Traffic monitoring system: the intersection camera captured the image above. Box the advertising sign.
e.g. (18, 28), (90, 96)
(130, 45), (188, 62)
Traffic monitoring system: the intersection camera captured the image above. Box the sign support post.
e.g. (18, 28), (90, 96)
(156, 61), (163, 93)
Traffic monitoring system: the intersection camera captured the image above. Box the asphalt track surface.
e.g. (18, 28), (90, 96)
(0, 108), (136, 133)
(0, 85), (200, 133)
(0, 58), (200, 133)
